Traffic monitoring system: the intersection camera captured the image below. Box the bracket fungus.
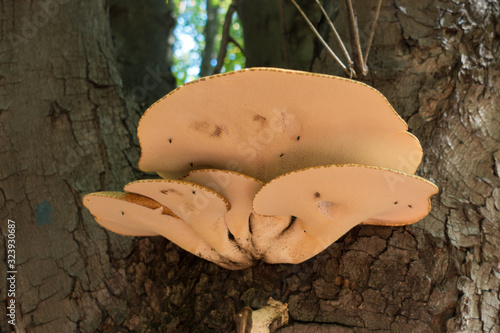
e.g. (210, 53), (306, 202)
(83, 68), (438, 270)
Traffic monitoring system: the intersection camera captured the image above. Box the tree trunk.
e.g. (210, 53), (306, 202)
(0, 0), (173, 331)
(1, 0), (499, 332)
(200, 0), (218, 77)
(110, 0), (177, 109)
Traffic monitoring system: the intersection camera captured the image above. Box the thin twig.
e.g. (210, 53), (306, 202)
(314, 0), (353, 73)
(345, 0), (366, 75)
(363, 0), (383, 66)
(228, 36), (248, 59)
(290, 0), (350, 76)
(279, 0), (290, 68)
(213, 0), (242, 74)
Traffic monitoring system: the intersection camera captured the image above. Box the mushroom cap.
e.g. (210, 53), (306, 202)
(83, 191), (251, 270)
(83, 192), (169, 236)
(252, 164), (438, 260)
(123, 179), (242, 258)
(183, 169), (263, 243)
(138, 68), (422, 182)
(123, 179), (230, 224)
(82, 192), (213, 259)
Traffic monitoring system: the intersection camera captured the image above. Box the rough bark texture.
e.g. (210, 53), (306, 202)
(0, 0), (171, 331)
(1, 0), (499, 332)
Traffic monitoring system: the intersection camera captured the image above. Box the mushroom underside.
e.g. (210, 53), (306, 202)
(83, 166), (437, 269)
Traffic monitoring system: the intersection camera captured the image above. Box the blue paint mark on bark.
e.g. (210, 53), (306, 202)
(36, 200), (53, 226)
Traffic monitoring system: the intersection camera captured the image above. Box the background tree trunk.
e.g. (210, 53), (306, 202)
(1, 0), (499, 332)
(200, 0), (218, 77)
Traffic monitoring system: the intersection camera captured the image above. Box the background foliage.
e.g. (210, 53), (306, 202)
(171, 0), (245, 84)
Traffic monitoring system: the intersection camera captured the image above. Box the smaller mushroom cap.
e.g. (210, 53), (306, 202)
(253, 165), (438, 259)
(124, 179), (230, 224)
(83, 192), (170, 236)
(123, 179), (235, 252)
(183, 169), (263, 243)
(83, 192), (209, 256)
(83, 191), (246, 270)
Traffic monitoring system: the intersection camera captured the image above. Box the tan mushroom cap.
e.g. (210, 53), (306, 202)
(138, 68), (422, 182)
(252, 164), (438, 262)
(123, 179), (239, 255)
(83, 192), (167, 236)
(83, 192), (223, 263)
(124, 179), (230, 223)
(83, 191), (250, 270)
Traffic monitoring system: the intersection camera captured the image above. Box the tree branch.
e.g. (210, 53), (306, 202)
(363, 0), (383, 66)
(314, 0), (354, 74)
(213, 0), (242, 74)
(289, 0), (351, 77)
(346, 0), (367, 75)
(228, 36), (248, 59)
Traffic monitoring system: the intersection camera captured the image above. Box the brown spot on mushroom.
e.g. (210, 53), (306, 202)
(192, 190), (196, 195)
(253, 114), (267, 125)
(192, 120), (210, 131)
(169, 138), (172, 143)
(189, 162), (194, 167)
(212, 126), (222, 137)
(161, 188), (181, 196)
(296, 136), (300, 141)
(121, 211), (124, 215)
(280, 153), (284, 157)
(408, 204), (412, 208)
(318, 201), (335, 220)
(314, 192), (321, 198)
(394, 201), (398, 204)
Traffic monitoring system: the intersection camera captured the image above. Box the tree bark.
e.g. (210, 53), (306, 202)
(237, 0), (326, 70)
(110, 0), (176, 108)
(200, 0), (218, 77)
(1, 0), (499, 332)
(0, 0), (173, 332)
